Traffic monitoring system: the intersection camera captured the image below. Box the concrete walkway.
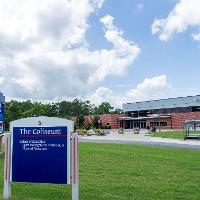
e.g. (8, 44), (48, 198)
(79, 131), (200, 150)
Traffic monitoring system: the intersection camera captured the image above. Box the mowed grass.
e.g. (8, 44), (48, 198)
(151, 131), (185, 139)
(1, 143), (200, 199)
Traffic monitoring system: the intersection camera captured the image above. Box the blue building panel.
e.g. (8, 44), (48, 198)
(0, 91), (5, 133)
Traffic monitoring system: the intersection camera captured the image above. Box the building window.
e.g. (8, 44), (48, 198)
(150, 121), (167, 127)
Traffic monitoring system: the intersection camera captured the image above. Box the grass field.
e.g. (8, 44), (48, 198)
(151, 131), (185, 139)
(1, 142), (200, 200)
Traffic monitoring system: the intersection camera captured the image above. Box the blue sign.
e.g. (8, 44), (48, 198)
(12, 126), (68, 184)
(0, 103), (4, 121)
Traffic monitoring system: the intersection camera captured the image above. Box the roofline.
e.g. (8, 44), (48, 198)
(124, 94), (200, 105)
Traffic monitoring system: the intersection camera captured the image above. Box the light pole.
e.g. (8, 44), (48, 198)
(131, 112), (134, 129)
(98, 119), (101, 129)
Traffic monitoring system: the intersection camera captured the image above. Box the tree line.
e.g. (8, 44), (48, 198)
(4, 99), (123, 130)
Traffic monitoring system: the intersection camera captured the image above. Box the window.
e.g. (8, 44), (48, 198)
(150, 121), (167, 126)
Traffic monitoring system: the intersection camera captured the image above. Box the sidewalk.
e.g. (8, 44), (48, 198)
(79, 131), (200, 149)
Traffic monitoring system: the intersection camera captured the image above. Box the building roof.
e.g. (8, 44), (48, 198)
(123, 95), (200, 112)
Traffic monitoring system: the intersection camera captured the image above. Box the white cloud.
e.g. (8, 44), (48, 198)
(0, 77), (5, 85)
(88, 87), (115, 106)
(152, 0), (200, 41)
(126, 75), (171, 102)
(192, 32), (200, 41)
(0, 1), (140, 100)
(88, 75), (171, 107)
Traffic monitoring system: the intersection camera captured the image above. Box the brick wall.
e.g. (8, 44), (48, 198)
(84, 115), (93, 128)
(71, 112), (200, 130)
(146, 118), (172, 129)
(171, 111), (200, 129)
(70, 115), (93, 128)
(99, 114), (125, 129)
(145, 112), (200, 130)
(71, 114), (125, 129)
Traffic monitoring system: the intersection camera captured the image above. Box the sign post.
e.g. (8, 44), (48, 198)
(3, 133), (11, 199)
(3, 116), (79, 199)
(72, 133), (79, 200)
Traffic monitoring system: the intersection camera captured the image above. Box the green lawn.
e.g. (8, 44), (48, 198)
(1, 142), (200, 200)
(150, 131), (185, 139)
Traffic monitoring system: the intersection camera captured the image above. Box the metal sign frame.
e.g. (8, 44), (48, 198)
(3, 116), (78, 200)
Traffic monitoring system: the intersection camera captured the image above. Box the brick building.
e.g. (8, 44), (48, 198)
(71, 114), (125, 129)
(120, 95), (200, 130)
(99, 114), (125, 129)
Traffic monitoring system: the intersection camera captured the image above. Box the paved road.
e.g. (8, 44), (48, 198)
(79, 132), (200, 150)
(79, 138), (200, 150)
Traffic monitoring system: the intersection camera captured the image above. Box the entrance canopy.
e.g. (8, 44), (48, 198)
(118, 114), (171, 121)
(118, 114), (171, 129)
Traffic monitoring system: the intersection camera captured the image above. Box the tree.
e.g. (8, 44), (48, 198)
(58, 99), (93, 118)
(77, 114), (85, 128)
(3, 99), (122, 131)
(94, 102), (114, 115)
(92, 115), (100, 129)
(111, 108), (124, 114)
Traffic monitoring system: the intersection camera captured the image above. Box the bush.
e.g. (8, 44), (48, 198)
(92, 115), (100, 129)
(93, 128), (109, 136)
(118, 128), (124, 134)
(76, 129), (87, 136)
(93, 128), (100, 135)
(101, 125), (111, 129)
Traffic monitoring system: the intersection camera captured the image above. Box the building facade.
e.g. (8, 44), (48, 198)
(120, 95), (200, 130)
(71, 114), (125, 129)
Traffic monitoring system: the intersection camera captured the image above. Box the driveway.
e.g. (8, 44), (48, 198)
(79, 130), (200, 150)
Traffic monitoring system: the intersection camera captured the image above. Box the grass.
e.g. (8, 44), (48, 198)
(1, 142), (200, 199)
(150, 131), (185, 140)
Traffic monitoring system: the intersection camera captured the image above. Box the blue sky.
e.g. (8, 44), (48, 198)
(0, 0), (199, 107)
(87, 0), (199, 96)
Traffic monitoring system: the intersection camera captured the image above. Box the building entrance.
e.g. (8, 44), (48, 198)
(120, 120), (147, 129)
(133, 120), (146, 129)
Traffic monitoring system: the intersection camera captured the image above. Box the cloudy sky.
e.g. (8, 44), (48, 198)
(0, 0), (199, 107)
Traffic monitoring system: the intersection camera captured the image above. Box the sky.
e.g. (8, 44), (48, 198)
(0, 0), (199, 108)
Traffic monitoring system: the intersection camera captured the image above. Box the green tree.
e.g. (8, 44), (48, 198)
(3, 99), (122, 131)
(92, 115), (100, 129)
(77, 114), (85, 128)
(111, 108), (124, 114)
(94, 102), (114, 115)
(58, 99), (93, 118)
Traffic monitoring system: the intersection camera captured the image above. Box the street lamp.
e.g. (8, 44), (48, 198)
(98, 119), (101, 129)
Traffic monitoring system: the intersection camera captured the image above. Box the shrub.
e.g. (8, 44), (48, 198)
(118, 128), (124, 134)
(92, 115), (100, 129)
(101, 125), (111, 129)
(76, 129), (87, 136)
